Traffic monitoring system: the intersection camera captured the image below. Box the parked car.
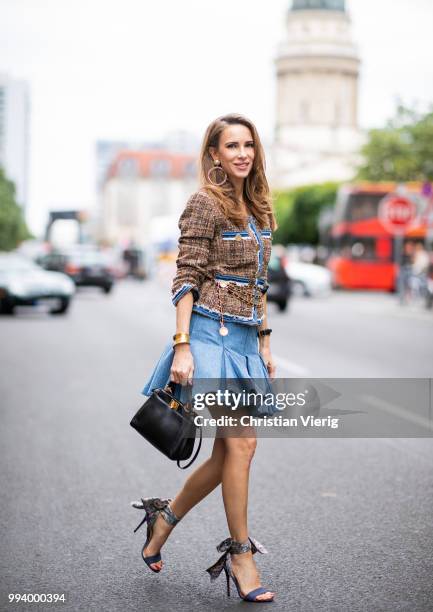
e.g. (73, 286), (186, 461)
(0, 253), (75, 315)
(266, 250), (291, 311)
(284, 259), (331, 297)
(36, 248), (115, 293)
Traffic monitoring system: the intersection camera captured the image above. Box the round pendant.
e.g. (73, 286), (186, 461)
(219, 326), (229, 336)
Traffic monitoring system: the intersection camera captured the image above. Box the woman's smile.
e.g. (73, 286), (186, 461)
(234, 162), (250, 170)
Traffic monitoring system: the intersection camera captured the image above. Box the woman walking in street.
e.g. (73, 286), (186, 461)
(135, 114), (278, 603)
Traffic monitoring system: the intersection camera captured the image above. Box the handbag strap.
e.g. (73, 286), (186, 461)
(177, 424), (202, 469)
(165, 381), (202, 469)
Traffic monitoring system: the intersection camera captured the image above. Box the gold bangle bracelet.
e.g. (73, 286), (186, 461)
(173, 332), (190, 342)
(173, 339), (191, 348)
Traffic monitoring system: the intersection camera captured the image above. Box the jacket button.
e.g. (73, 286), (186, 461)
(235, 234), (242, 241)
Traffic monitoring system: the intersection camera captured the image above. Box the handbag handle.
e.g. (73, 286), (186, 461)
(165, 381), (193, 412)
(164, 381), (178, 394)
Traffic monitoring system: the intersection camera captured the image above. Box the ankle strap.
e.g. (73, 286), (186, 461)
(216, 536), (268, 555)
(160, 502), (181, 526)
(230, 539), (251, 554)
(131, 497), (182, 526)
(206, 536), (268, 582)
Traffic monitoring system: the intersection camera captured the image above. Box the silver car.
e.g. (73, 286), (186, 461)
(0, 253), (75, 315)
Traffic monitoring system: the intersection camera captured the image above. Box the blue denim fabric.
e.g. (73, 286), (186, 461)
(140, 312), (280, 417)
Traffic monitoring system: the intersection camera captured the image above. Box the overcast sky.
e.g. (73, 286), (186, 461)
(1, 0), (433, 235)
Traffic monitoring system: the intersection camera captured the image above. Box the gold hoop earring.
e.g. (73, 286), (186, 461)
(207, 161), (227, 187)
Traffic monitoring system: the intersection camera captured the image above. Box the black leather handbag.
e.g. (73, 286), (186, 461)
(130, 382), (202, 469)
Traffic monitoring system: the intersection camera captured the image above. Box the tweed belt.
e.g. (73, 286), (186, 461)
(214, 273), (268, 291)
(197, 270), (266, 335)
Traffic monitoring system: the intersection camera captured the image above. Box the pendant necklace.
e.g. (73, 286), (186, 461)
(216, 280), (229, 336)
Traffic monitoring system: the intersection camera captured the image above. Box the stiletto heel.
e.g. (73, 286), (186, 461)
(130, 497), (182, 572)
(224, 565), (231, 597)
(206, 536), (275, 602)
(133, 515), (147, 533)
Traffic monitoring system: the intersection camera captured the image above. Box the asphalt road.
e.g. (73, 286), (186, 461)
(1, 275), (432, 612)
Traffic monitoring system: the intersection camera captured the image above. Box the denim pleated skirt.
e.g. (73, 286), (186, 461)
(140, 312), (279, 417)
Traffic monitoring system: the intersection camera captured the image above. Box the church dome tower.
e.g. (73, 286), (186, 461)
(273, 0), (362, 188)
(292, 0), (346, 11)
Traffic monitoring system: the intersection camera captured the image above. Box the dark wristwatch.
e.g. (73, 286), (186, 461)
(257, 328), (272, 337)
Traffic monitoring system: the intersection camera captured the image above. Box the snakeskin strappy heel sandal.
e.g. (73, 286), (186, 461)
(131, 497), (181, 572)
(205, 536), (275, 602)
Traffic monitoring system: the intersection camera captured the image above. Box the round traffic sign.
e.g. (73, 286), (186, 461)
(378, 195), (417, 234)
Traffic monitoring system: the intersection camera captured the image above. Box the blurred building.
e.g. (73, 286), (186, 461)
(95, 132), (200, 192)
(0, 73), (30, 212)
(96, 140), (161, 193)
(99, 150), (198, 247)
(273, 0), (363, 188)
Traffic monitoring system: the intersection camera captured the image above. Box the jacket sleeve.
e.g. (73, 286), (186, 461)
(171, 191), (216, 306)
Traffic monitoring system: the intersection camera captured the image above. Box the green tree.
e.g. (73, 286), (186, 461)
(272, 182), (339, 245)
(0, 166), (33, 251)
(356, 103), (433, 181)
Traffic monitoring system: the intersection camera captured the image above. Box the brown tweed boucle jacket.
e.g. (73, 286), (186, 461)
(171, 189), (273, 325)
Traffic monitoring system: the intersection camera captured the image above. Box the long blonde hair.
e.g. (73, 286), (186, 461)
(198, 114), (278, 230)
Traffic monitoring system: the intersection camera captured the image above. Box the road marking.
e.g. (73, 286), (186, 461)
(357, 303), (433, 323)
(273, 354), (311, 376)
(360, 394), (433, 431)
(389, 309), (433, 323)
(379, 438), (433, 465)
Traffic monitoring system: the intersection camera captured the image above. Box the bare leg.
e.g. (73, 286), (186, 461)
(220, 413), (274, 602)
(170, 435), (226, 517)
(143, 434), (226, 570)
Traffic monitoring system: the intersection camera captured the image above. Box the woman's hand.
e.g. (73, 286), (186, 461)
(170, 344), (194, 386)
(259, 346), (276, 380)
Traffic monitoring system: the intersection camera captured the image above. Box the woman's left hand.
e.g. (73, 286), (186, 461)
(259, 347), (276, 380)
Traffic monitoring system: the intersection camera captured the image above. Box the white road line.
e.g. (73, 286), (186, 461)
(390, 309), (433, 323)
(360, 394), (433, 431)
(273, 354), (311, 376)
(357, 304), (433, 323)
(379, 438), (433, 465)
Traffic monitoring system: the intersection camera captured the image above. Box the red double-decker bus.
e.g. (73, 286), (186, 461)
(326, 182), (429, 291)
